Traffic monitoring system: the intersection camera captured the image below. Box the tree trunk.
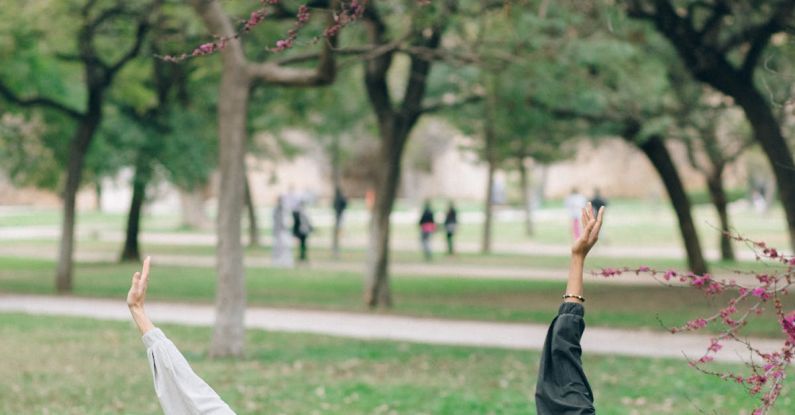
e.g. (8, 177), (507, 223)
(209, 63), (249, 358)
(244, 174), (259, 247)
(481, 76), (498, 254)
(331, 137), (342, 259)
(518, 158), (534, 236)
(730, 85), (795, 252)
(706, 168), (735, 261)
(363, 133), (406, 308)
(120, 160), (150, 262)
(55, 119), (97, 293)
(482, 158), (495, 254)
(95, 182), (103, 212)
(636, 135), (708, 274)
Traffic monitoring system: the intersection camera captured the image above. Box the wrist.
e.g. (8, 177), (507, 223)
(570, 252), (586, 262)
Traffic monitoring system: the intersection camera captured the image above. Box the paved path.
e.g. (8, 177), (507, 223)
(0, 294), (783, 363)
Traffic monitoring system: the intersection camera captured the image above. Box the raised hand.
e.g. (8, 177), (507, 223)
(571, 202), (605, 258)
(127, 256), (155, 334)
(127, 256), (151, 309)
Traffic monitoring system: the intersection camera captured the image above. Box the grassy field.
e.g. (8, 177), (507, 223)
(1, 256), (792, 338)
(1, 313), (792, 415)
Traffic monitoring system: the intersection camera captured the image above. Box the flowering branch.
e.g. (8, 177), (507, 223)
(160, 0), (369, 62)
(597, 233), (794, 414)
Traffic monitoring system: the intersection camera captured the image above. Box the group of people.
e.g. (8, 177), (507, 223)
(418, 200), (459, 260)
(127, 202), (606, 415)
(272, 187), (348, 266)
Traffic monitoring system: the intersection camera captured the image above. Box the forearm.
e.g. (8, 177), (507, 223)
(564, 254), (585, 303)
(129, 305), (155, 335)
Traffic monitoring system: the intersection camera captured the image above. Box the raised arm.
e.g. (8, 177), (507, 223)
(127, 257), (236, 415)
(535, 203), (604, 415)
(564, 203), (605, 304)
(127, 256), (155, 335)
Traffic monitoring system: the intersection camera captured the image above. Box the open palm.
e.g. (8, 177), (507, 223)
(572, 203), (605, 257)
(127, 256), (151, 309)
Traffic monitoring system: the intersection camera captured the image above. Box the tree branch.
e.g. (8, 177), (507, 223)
(362, 3), (395, 122)
(107, 17), (153, 79)
(739, 2), (795, 78)
(0, 80), (83, 120)
(246, 0), (339, 87)
(420, 92), (483, 114)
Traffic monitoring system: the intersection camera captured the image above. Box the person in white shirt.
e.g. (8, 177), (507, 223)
(564, 188), (588, 240)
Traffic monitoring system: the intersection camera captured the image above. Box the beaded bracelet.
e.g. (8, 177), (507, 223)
(562, 294), (586, 302)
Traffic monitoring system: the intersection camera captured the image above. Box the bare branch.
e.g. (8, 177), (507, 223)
(0, 80), (83, 120)
(420, 92), (483, 114)
(107, 17), (153, 78)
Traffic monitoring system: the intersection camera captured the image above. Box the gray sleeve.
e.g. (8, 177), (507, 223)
(143, 328), (236, 415)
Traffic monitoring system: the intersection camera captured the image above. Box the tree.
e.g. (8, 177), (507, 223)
(669, 67), (754, 262)
(520, 3), (709, 273)
(188, 0), (339, 357)
(624, 0), (795, 252)
(0, 0), (158, 292)
(360, 0), (473, 307)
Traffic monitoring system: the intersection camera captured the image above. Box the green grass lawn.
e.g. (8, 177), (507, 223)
(4, 237), (770, 274)
(1, 313), (792, 414)
(1, 256), (792, 338)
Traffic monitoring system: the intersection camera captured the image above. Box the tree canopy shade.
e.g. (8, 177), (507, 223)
(623, 0), (795, 252)
(0, 0), (159, 292)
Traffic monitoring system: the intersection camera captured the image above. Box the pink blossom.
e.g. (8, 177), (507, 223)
(687, 318), (708, 330)
(752, 287), (767, 298)
(692, 275), (711, 287)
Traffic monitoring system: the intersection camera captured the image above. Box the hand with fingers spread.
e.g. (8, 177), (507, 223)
(564, 202), (605, 304)
(127, 256), (154, 335)
(571, 202), (605, 258)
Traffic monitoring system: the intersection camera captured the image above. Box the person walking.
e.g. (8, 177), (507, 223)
(418, 201), (436, 261)
(332, 186), (348, 258)
(590, 188), (607, 214)
(292, 201), (313, 263)
(444, 201), (458, 255)
(564, 188), (587, 240)
(271, 195), (294, 268)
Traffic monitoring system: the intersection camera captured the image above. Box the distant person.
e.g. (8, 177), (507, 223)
(332, 186), (348, 258)
(444, 201), (458, 255)
(292, 201), (313, 262)
(284, 185), (300, 212)
(271, 196), (293, 268)
(590, 188), (607, 215)
(565, 188), (588, 240)
(365, 188), (376, 212)
(418, 201), (436, 261)
(333, 186), (348, 227)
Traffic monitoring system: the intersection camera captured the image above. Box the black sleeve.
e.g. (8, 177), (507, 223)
(535, 302), (595, 415)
